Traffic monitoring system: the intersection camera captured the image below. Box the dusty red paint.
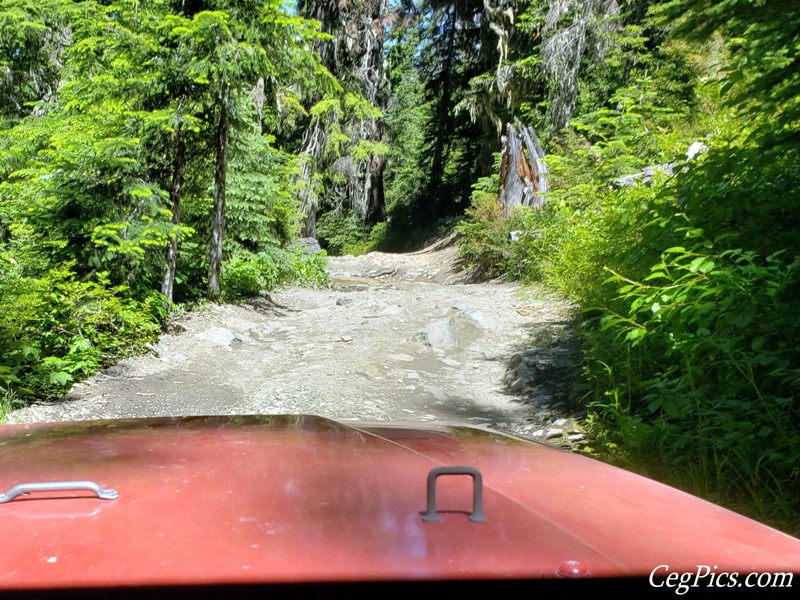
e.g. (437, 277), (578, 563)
(1, 415), (798, 590)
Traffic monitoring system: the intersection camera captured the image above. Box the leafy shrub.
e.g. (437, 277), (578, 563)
(316, 213), (361, 255)
(221, 258), (263, 300)
(316, 212), (378, 256)
(589, 231), (800, 525)
(0, 264), (163, 400)
(221, 245), (330, 301)
(454, 173), (542, 280)
(283, 249), (330, 289)
(455, 174), (510, 277)
(0, 385), (24, 423)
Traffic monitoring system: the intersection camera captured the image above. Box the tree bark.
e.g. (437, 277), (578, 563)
(429, 5), (456, 198)
(161, 126), (186, 304)
(519, 123), (548, 208)
(296, 0), (389, 234)
(365, 152), (387, 226)
(208, 93), (229, 301)
(498, 122), (547, 214)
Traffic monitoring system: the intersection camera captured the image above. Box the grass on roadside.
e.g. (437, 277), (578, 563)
(0, 385), (23, 424)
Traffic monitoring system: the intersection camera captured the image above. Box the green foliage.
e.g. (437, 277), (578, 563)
(221, 246), (330, 301)
(282, 249), (330, 289)
(0, 0), (81, 124)
(383, 25), (428, 229)
(589, 235), (800, 523)
(0, 385), (24, 423)
(221, 257), (263, 300)
(316, 212), (379, 256)
(453, 0), (800, 530)
(0, 262), (162, 400)
(226, 135), (299, 253)
(570, 83), (683, 178)
(454, 172), (520, 278)
(0, 0), (333, 411)
(653, 0), (800, 130)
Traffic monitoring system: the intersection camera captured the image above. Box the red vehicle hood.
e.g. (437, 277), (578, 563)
(1, 415), (799, 589)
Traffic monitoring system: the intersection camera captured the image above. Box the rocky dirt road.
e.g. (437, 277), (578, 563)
(10, 238), (585, 445)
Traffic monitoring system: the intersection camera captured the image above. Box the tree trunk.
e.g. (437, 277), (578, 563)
(429, 5), (456, 198)
(498, 122), (547, 214)
(297, 118), (325, 238)
(208, 94), (229, 301)
(161, 126), (186, 304)
(365, 153), (387, 226)
(296, 0), (389, 234)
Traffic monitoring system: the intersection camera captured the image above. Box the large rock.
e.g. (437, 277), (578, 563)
(451, 308), (491, 329)
(297, 237), (322, 254)
(415, 320), (456, 351)
(196, 327), (243, 348)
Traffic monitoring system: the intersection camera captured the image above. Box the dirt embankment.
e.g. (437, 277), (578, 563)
(10, 239), (585, 446)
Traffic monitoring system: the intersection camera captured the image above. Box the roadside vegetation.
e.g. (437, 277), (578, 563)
(455, 2), (800, 533)
(0, 0), (330, 411)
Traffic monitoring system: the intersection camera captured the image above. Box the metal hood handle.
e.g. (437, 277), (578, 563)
(421, 466), (487, 523)
(0, 481), (119, 504)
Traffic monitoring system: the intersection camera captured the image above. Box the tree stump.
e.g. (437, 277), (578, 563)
(498, 122), (548, 215)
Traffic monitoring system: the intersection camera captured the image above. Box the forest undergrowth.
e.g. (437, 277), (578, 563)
(454, 2), (800, 534)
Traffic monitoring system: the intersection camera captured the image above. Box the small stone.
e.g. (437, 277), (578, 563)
(297, 237), (322, 254)
(508, 352), (525, 370)
(167, 322), (188, 335)
(197, 327), (239, 347)
(566, 434), (584, 442)
(508, 365), (535, 391)
(422, 385), (448, 401)
(509, 377), (528, 392)
(379, 305), (403, 317)
(358, 296), (383, 310)
(451, 308), (490, 329)
(552, 418), (568, 427)
(545, 428), (564, 439)
(390, 353), (416, 362)
(416, 320), (455, 350)
(339, 335), (354, 342)
(336, 297), (355, 306)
